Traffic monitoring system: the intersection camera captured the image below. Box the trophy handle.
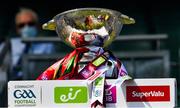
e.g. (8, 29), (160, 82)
(119, 14), (135, 24)
(42, 19), (56, 30)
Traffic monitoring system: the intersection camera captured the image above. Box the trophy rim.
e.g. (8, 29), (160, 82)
(42, 8), (135, 31)
(53, 7), (121, 19)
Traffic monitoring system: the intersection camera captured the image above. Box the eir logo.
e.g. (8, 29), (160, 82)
(126, 86), (170, 102)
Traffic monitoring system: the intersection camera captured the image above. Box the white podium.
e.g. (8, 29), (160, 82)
(8, 78), (176, 108)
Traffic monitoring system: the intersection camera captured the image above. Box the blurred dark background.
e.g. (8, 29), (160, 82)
(0, 0), (180, 107)
(0, 0), (180, 61)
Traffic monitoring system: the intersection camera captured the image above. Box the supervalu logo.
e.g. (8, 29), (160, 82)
(54, 86), (88, 103)
(126, 86), (170, 102)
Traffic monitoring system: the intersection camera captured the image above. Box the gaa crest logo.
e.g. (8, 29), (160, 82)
(14, 89), (36, 99)
(13, 89), (37, 106)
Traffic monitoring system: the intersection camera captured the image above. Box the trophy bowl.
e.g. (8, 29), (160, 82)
(43, 8), (135, 48)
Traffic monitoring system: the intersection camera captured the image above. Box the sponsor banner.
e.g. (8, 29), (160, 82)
(8, 80), (90, 108)
(126, 86), (170, 102)
(8, 79), (176, 108)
